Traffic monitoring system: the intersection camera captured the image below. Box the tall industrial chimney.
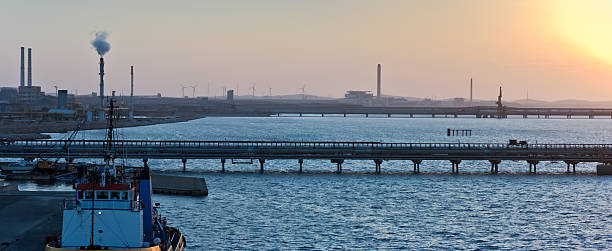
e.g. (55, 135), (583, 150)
(129, 66), (134, 120)
(27, 48), (32, 86)
(377, 64), (381, 98)
(470, 78), (473, 105)
(99, 57), (105, 121)
(20, 47), (24, 87)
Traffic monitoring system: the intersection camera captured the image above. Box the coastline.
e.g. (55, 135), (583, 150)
(0, 114), (205, 140)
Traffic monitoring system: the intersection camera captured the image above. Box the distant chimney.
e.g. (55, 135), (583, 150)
(377, 64), (381, 98)
(130, 66), (134, 120)
(27, 48), (32, 86)
(20, 47), (24, 87)
(470, 78), (473, 104)
(99, 57), (105, 121)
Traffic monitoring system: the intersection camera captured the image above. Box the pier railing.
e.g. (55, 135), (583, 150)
(3, 139), (612, 150)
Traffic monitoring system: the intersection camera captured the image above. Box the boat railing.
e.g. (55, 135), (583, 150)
(64, 199), (141, 211)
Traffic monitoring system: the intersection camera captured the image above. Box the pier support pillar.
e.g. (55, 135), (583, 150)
(321, 114), (324, 117)
(387, 114), (391, 118)
(259, 159), (265, 173)
(182, 159), (187, 172)
(572, 162), (578, 174)
(143, 158), (148, 168)
(410, 114), (413, 118)
(450, 160), (461, 174)
(344, 113), (346, 117)
(374, 159), (383, 174)
(366, 114), (369, 118)
(331, 159), (344, 174)
(221, 158), (226, 172)
(412, 160), (422, 174)
(298, 159), (303, 173)
(299, 113), (302, 117)
(527, 160), (539, 174)
(564, 160), (571, 173)
(489, 160), (501, 174)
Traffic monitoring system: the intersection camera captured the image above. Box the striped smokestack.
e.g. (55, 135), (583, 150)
(27, 48), (32, 86)
(20, 47), (24, 87)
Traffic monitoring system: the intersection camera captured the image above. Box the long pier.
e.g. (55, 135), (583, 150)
(2, 140), (611, 174)
(261, 106), (612, 118)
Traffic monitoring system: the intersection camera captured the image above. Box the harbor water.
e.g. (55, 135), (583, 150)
(33, 116), (612, 249)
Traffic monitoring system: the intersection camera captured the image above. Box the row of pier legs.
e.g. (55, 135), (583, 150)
(204, 158), (582, 174)
(412, 160), (422, 174)
(528, 160), (539, 174)
(331, 159), (344, 173)
(564, 160), (578, 173)
(374, 159), (383, 174)
(450, 160), (461, 174)
(489, 160), (501, 174)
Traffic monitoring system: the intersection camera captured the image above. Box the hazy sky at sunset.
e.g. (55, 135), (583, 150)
(0, 0), (611, 100)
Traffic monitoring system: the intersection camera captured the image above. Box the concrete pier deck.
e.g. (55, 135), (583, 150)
(0, 191), (71, 251)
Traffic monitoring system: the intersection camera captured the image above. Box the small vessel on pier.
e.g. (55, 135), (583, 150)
(45, 96), (186, 251)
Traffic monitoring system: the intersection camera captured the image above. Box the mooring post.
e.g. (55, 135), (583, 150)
(298, 159), (303, 173)
(259, 159), (265, 173)
(221, 158), (226, 172)
(374, 159), (383, 174)
(182, 159), (187, 172)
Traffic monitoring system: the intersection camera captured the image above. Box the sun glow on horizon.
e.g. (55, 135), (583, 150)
(550, 0), (612, 64)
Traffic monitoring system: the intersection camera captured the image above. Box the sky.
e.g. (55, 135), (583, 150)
(0, 0), (611, 101)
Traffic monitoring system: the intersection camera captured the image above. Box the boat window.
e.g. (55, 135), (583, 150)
(96, 191), (109, 200)
(85, 191), (94, 199)
(78, 191), (84, 199)
(110, 191), (120, 200)
(121, 192), (128, 200)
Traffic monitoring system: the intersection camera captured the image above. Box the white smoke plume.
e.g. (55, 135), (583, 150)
(91, 31), (111, 56)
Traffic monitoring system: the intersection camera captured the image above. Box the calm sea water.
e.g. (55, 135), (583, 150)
(30, 117), (612, 249)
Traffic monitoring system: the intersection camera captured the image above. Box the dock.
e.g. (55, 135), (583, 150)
(2, 140), (612, 174)
(0, 191), (72, 250)
(152, 173), (208, 196)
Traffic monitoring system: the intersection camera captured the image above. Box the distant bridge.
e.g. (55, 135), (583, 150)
(1, 140), (611, 174)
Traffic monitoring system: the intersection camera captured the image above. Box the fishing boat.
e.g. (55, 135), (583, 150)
(1, 160), (36, 172)
(45, 95), (186, 251)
